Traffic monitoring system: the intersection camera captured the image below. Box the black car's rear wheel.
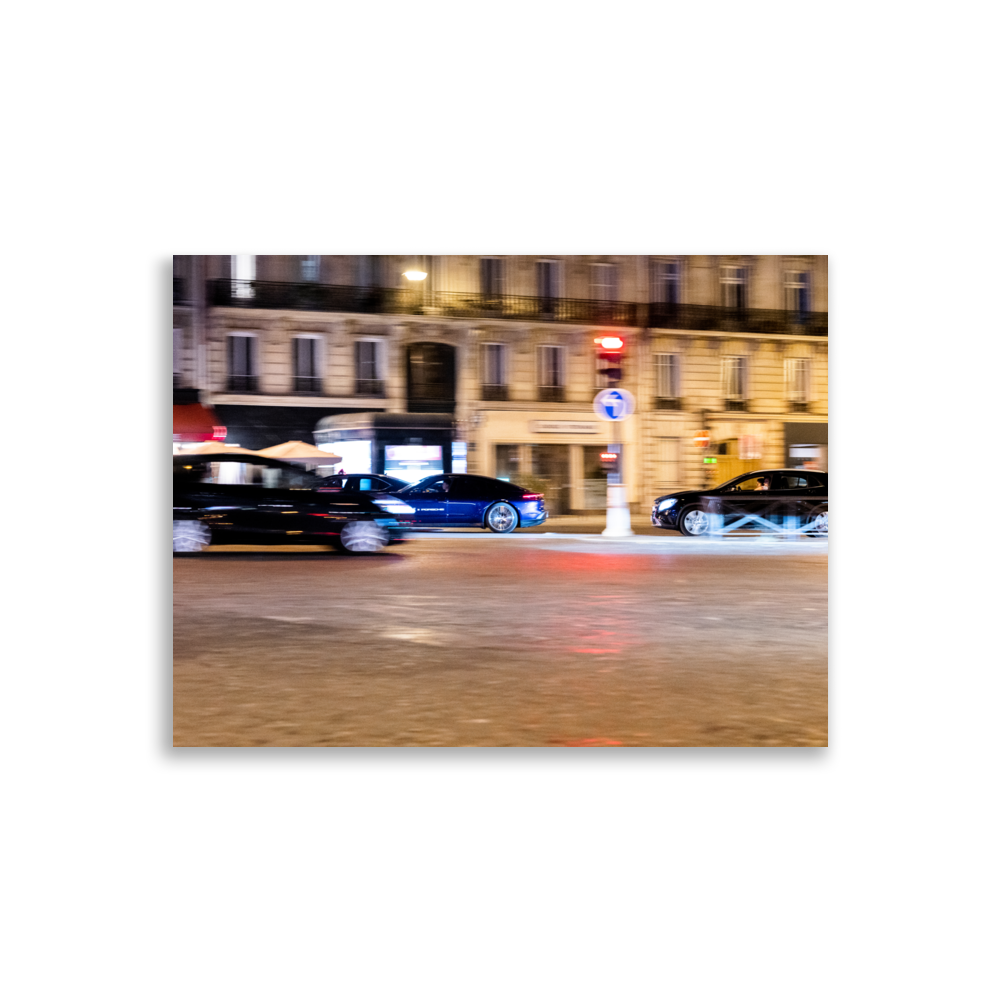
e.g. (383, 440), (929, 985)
(485, 502), (518, 534)
(173, 519), (211, 552)
(337, 520), (389, 554)
(678, 506), (710, 537)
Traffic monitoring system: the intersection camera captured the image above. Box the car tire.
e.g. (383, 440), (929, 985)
(173, 519), (211, 553)
(805, 505), (828, 536)
(485, 501), (518, 534)
(337, 520), (389, 554)
(677, 506), (710, 537)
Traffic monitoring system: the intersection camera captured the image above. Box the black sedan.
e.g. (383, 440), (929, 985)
(316, 473), (411, 494)
(390, 474), (548, 532)
(651, 469), (828, 536)
(173, 454), (403, 553)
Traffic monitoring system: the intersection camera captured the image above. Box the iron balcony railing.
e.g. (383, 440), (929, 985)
(227, 375), (259, 393)
(538, 386), (565, 403)
(207, 280), (828, 335)
(208, 279), (639, 326)
(424, 291), (639, 326)
(481, 384), (508, 401)
(293, 376), (324, 395)
(173, 277), (186, 303)
(354, 378), (385, 397)
(648, 302), (827, 337)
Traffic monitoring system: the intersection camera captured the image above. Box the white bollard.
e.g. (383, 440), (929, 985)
(602, 484), (634, 536)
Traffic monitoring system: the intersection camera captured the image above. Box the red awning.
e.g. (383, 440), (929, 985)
(173, 403), (226, 443)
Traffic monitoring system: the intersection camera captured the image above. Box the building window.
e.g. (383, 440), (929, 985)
(173, 328), (184, 386)
(538, 344), (565, 402)
(784, 271), (810, 318)
(292, 335), (323, 394)
(721, 355), (748, 410)
(655, 353), (681, 408)
(227, 333), (258, 392)
(173, 258), (187, 303)
(536, 259), (560, 305)
(653, 260), (681, 305)
(231, 254), (255, 299)
(656, 437), (681, 488)
(720, 265), (747, 310)
(481, 343), (508, 401)
(357, 255), (382, 287)
(785, 357), (810, 412)
(480, 257), (504, 299)
(590, 262), (618, 302)
(355, 339), (385, 396)
(301, 256), (321, 282)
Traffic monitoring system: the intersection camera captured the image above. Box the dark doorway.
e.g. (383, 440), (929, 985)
(582, 444), (609, 509)
(407, 342), (456, 413)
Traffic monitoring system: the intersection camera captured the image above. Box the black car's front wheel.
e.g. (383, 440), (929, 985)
(337, 520), (389, 554)
(805, 505), (828, 536)
(485, 502), (518, 534)
(677, 506), (711, 537)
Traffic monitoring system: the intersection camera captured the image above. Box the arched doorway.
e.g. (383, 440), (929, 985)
(406, 342), (456, 413)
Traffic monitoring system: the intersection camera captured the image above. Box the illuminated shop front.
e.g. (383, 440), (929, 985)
(314, 412), (462, 483)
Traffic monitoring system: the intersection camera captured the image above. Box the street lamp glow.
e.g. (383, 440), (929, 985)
(403, 270), (427, 281)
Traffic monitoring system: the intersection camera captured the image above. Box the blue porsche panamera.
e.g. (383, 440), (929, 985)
(389, 474), (548, 532)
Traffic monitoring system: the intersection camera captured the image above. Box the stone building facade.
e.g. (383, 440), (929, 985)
(173, 255), (828, 514)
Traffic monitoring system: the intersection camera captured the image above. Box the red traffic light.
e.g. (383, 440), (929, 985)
(594, 334), (625, 384)
(594, 335), (624, 356)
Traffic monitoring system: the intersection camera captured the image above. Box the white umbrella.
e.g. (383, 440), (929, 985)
(255, 440), (342, 463)
(174, 443), (261, 457)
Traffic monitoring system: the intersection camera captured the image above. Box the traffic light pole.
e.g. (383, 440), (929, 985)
(593, 336), (633, 537)
(602, 412), (633, 538)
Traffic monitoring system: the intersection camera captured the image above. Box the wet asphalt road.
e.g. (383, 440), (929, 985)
(173, 533), (828, 747)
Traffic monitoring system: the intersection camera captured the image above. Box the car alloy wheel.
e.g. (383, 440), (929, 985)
(173, 519), (211, 552)
(486, 502), (518, 533)
(338, 520), (389, 554)
(679, 507), (710, 537)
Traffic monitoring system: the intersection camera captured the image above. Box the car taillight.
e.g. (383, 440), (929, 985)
(522, 493), (543, 500)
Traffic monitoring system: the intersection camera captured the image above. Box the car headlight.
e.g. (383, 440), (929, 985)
(657, 498), (678, 512)
(374, 503), (415, 514)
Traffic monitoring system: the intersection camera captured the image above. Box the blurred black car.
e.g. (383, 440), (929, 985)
(316, 473), (411, 494)
(392, 474), (548, 532)
(651, 469), (828, 536)
(173, 453), (402, 553)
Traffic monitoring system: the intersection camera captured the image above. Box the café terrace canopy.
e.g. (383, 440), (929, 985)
(174, 442), (261, 457)
(254, 440), (341, 463)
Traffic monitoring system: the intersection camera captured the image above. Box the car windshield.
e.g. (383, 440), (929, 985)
(720, 474), (770, 492)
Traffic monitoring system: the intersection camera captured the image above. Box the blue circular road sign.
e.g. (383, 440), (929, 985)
(593, 388), (636, 421)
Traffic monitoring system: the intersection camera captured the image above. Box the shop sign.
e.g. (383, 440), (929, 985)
(528, 421), (600, 434)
